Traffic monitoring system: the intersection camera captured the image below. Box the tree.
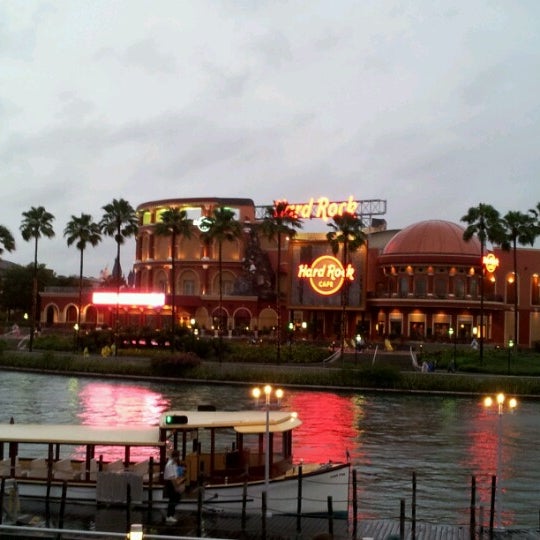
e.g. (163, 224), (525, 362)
(20, 206), (55, 351)
(0, 225), (15, 255)
(64, 213), (102, 349)
(154, 207), (193, 338)
(259, 201), (303, 363)
(461, 204), (506, 364)
(326, 212), (366, 359)
(201, 207), (242, 362)
(499, 211), (538, 350)
(100, 199), (138, 352)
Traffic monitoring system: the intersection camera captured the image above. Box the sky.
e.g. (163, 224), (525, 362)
(1, 0), (539, 279)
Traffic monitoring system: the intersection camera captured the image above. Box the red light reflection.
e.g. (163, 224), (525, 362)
(75, 382), (169, 461)
(287, 391), (356, 464)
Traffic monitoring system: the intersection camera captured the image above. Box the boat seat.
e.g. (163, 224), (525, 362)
(131, 460), (150, 482)
(53, 458), (78, 481)
(0, 458), (20, 477)
(29, 458), (49, 479)
(106, 459), (125, 473)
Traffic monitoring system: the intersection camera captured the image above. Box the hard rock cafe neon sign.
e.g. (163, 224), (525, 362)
(298, 255), (355, 296)
(274, 195), (358, 221)
(482, 253), (499, 273)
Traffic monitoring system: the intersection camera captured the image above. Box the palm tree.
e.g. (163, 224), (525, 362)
(0, 225), (15, 255)
(154, 207), (193, 341)
(326, 212), (366, 359)
(461, 204), (506, 364)
(499, 211), (538, 350)
(100, 199), (138, 353)
(260, 202), (303, 363)
(64, 214), (102, 350)
(20, 206), (55, 352)
(201, 207), (242, 362)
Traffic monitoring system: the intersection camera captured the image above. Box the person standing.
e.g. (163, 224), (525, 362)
(164, 449), (181, 523)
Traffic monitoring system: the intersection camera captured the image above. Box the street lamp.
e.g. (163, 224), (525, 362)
(507, 339), (514, 374)
(355, 334), (361, 361)
(252, 385), (284, 506)
(483, 393), (517, 530)
(448, 327), (456, 372)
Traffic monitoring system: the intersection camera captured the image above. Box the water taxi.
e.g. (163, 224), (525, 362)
(0, 409), (350, 516)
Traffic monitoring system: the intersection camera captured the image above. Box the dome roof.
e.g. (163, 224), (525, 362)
(379, 220), (480, 263)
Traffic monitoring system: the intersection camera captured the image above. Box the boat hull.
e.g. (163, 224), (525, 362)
(182, 462), (350, 516)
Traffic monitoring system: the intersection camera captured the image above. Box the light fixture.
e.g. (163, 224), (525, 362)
(128, 523), (143, 540)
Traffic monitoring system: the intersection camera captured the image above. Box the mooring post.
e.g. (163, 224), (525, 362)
(489, 475), (496, 538)
(196, 489), (203, 537)
(352, 469), (358, 539)
(400, 499), (405, 540)
(262, 491), (267, 540)
(327, 495), (334, 537)
(296, 464), (303, 533)
(411, 471), (416, 540)
(241, 482), (247, 530)
(470, 475), (476, 540)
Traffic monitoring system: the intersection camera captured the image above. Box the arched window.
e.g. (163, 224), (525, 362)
(399, 276), (409, 297)
(506, 273), (516, 304)
(532, 274), (540, 305)
(454, 277), (465, 299)
(434, 277), (446, 298)
(415, 276), (426, 297)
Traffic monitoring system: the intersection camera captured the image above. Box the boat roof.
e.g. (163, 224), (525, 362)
(160, 410), (302, 434)
(0, 424), (163, 446)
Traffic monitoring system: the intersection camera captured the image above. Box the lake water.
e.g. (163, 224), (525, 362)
(2, 370), (540, 529)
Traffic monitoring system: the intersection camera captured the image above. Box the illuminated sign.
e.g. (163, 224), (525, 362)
(92, 292), (165, 307)
(482, 253), (500, 273)
(274, 195), (358, 221)
(298, 255), (354, 296)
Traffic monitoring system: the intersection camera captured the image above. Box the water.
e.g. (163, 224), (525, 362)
(1, 371), (539, 529)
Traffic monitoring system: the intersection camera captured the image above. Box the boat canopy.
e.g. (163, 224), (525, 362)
(0, 424), (163, 447)
(160, 410), (302, 434)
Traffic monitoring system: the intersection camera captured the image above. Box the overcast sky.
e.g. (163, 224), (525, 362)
(1, 0), (539, 278)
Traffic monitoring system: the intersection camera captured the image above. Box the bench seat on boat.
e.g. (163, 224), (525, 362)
(130, 460), (151, 482)
(0, 458), (20, 477)
(28, 458), (49, 479)
(53, 458), (79, 481)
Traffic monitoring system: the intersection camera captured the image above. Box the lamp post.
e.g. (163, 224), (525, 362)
(252, 385), (283, 505)
(448, 327), (456, 372)
(507, 339), (514, 375)
(355, 334), (361, 361)
(483, 393), (517, 530)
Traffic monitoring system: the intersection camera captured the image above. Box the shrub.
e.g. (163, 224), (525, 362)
(150, 352), (201, 377)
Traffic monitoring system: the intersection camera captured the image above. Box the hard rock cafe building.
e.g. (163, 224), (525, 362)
(40, 196), (540, 348)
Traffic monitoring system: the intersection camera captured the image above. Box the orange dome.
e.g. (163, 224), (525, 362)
(379, 220), (481, 264)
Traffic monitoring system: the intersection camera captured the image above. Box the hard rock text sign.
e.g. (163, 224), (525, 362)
(297, 255), (355, 296)
(274, 195), (358, 221)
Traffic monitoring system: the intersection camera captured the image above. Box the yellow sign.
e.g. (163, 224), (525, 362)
(275, 196), (358, 221)
(482, 253), (499, 273)
(297, 255), (355, 295)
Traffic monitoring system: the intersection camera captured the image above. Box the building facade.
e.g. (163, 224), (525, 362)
(39, 198), (540, 348)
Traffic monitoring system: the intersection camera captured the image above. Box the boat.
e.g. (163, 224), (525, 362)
(0, 409), (350, 517)
(159, 409), (350, 516)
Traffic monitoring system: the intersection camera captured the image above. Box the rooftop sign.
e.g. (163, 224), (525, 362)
(274, 195), (358, 221)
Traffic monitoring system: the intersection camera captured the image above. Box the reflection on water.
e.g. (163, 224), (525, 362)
(2, 371), (540, 528)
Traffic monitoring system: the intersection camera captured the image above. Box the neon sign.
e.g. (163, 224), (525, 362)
(298, 255), (354, 296)
(482, 253), (499, 273)
(274, 195), (358, 221)
(92, 292), (165, 307)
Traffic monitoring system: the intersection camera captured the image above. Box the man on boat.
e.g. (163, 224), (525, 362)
(163, 449), (182, 523)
